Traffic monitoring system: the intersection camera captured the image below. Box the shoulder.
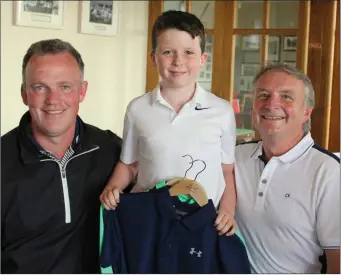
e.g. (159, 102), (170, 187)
(306, 144), (340, 180)
(205, 92), (233, 111)
(235, 140), (260, 157)
(83, 123), (122, 148)
(126, 93), (152, 114)
(1, 127), (19, 151)
(311, 143), (340, 164)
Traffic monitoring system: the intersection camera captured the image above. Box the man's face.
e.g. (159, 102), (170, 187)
(151, 28), (207, 89)
(22, 52), (88, 138)
(252, 71), (312, 139)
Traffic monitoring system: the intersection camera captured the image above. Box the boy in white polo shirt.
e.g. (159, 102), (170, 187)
(100, 10), (237, 235)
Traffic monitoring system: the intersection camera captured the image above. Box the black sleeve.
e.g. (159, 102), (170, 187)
(104, 130), (122, 148)
(104, 130), (137, 193)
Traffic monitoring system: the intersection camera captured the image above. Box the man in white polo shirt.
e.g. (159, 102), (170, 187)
(235, 64), (340, 273)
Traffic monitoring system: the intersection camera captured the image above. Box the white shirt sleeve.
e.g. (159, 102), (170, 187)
(221, 104), (236, 164)
(120, 109), (139, 164)
(316, 160), (340, 249)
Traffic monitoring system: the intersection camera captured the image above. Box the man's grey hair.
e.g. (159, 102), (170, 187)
(22, 39), (85, 83)
(251, 64), (315, 132)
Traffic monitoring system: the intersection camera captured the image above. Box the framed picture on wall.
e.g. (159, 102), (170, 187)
(268, 36), (280, 61)
(239, 76), (253, 91)
(283, 36), (297, 51)
(79, 0), (119, 36)
(14, 1), (64, 29)
(241, 35), (260, 51)
(241, 63), (261, 77)
(198, 34), (213, 82)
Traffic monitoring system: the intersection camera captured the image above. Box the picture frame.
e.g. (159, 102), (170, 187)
(268, 36), (280, 61)
(14, 1), (64, 29)
(241, 63), (261, 77)
(198, 34), (213, 82)
(242, 35), (260, 51)
(283, 61), (296, 68)
(239, 76), (253, 91)
(283, 36), (297, 51)
(241, 93), (253, 113)
(79, 0), (119, 36)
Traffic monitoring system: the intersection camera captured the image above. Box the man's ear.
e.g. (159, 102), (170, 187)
(21, 84), (28, 106)
(303, 107), (313, 123)
(79, 81), (88, 103)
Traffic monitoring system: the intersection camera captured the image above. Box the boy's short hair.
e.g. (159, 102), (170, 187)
(151, 10), (206, 54)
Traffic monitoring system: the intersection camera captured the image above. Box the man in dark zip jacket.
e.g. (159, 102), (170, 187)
(1, 39), (122, 273)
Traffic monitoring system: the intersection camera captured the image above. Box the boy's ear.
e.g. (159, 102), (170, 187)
(200, 52), (209, 67)
(150, 52), (157, 67)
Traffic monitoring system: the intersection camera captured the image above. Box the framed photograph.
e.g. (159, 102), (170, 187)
(79, 0), (119, 36)
(268, 36), (280, 61)
(242, 35), (260, 51)
(241, 93), (253, 112)
(241, 63), (260, 77)
(14, 1), (64, 29)
(198, 36), (213, 82)
(283, 36), (297, 51)
(239, 76), (253, 91)
(283, 61), (296, 68)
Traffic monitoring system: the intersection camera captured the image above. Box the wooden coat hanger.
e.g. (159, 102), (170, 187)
(167, 155), (208, 207)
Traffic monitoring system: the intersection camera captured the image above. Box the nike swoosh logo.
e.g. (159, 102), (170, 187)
(195, 106), (211, 110)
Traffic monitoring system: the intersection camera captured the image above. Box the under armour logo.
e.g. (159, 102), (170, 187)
(189, 248), (202, 257)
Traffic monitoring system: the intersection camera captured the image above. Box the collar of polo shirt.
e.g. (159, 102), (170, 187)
(151, 83), (209, 109)
(250, 132), (314, 164)
(153, 187), (216, 231)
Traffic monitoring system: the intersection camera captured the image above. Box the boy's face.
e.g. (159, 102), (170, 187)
(152, 29), (207, 89)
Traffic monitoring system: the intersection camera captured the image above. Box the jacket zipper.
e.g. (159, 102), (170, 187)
(40, 146), (100, 223)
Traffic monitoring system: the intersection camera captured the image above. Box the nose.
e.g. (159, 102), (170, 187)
(45, 89), (61, 105)
(172, 53), (183, 67)
(264, 94), (281, 109)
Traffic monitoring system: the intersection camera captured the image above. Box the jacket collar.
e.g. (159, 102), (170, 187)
(18, 111), (94, 164)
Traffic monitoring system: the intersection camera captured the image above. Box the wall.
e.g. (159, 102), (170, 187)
(1, 1), (149, 136)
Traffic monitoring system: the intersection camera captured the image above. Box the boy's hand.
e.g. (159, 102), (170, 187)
(215, 210), (235, 236)
(100, 186), (122, 210)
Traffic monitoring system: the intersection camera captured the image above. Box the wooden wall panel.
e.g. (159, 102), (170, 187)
(328, 1), (340, 152)
(308, 0), (337, 148)
(145, 1), (162, 93)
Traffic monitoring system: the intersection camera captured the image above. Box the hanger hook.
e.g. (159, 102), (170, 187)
(192, 159), (206, 181)
(182, 154), (194, 177)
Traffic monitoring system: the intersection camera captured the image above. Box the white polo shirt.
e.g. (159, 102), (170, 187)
(235, 133), (340, 273)
(120, 84), (236, 206)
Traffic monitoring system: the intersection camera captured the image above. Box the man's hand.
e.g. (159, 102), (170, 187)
(100, 186), (122, 210)
(215, 210), (236, 236)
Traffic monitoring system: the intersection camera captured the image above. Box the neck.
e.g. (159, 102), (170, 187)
(32, 124), (76, 159)
(262, 131), (304, 160)
(160, 82), (196, 113)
